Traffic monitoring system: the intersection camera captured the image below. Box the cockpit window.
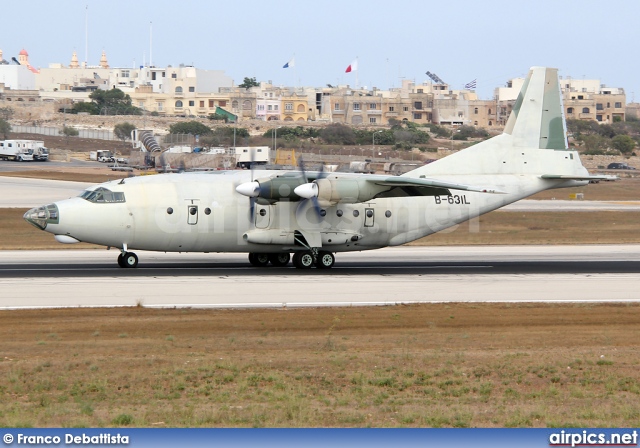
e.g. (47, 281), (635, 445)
(80, 187), (125, 203)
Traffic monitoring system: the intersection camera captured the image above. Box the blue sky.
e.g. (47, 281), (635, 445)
(2, 0), (638, 101)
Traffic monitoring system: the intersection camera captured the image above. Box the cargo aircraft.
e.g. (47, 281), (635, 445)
(24, 67), (613, 269)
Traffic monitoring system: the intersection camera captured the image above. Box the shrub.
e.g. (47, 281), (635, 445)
(611, 135), (636, 155)
(60, 126), (79, 137)
(319, 123), (356, 145)
(112, 414), (134, 426)
(168, 121), (212, 135)
(114, 122), (136, 141)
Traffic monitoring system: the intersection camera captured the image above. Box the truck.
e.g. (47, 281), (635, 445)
(18, 140), (48, 161)
(229, 146), (270, 168)
(89, 150), (114, 163)
(0, 140), (35, 161)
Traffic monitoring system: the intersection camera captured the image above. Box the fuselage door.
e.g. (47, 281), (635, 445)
(364, 207), (375, 227)
(255, 205), (271, 229)
(187, 205), (198, 225)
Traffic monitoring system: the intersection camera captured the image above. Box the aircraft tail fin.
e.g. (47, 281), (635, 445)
(402, 67), (589, 179)
(502, 66), (567, 150)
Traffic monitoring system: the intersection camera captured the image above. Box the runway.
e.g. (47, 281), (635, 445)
(1, 246), (639, 309)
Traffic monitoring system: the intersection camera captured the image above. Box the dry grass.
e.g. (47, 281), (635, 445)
(1, 304), (639, 427)
(0, 209), (101, 250)
(414, 211), (640, 246)
(530, 177), (640, 201)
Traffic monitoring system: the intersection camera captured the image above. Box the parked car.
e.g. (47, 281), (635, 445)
(607, 162), (636, 170)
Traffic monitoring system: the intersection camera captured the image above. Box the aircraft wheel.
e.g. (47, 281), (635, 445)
(117, 253), (126, 268)
(248, 252), (269, 267)
(268, 253), (290, 267)
(293, 251), (314, 269)
(123, 252), (138, 268)
(316, 251), (335, 269)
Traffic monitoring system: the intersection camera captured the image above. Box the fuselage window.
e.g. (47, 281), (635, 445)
(80, 187), (125, 203)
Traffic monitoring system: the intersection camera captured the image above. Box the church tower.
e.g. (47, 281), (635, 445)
(99, 50), (109, 69)
(70, 51), (79, 68)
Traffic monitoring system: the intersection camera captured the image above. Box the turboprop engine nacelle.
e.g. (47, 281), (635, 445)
(294, 178), (390, 206)
(236, 174), (307, 202)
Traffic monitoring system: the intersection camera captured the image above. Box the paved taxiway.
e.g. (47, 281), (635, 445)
(1, 246), (639, 309)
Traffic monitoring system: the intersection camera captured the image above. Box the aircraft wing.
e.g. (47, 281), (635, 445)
(304, 172), (506, 194)
(369, 175), (507, 194)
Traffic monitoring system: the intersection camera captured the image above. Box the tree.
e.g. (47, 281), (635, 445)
(597, 124), (617, 138)
(611, 135), (636, 155)
(114, 122), (136, 141)
(0, 118), (11, 139)
(88, 88), (142, 115)
(168, 121), (212, 135)
(238, 77), (259, 89)
(71, 102), (99, 115)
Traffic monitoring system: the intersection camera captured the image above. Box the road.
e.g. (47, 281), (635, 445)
(1, 246), (639, 309)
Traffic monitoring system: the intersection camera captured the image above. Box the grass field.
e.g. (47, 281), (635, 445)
(1, 304), (639, 427)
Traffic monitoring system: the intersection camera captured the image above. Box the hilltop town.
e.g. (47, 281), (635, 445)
(1, 48), (639, 172)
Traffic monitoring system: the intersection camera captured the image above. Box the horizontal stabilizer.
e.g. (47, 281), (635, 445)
(541, 174), (618, 181)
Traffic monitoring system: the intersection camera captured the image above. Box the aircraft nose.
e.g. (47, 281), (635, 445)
(24, 204), (59, 230)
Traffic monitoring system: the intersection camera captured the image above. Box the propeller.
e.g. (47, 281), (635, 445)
(234, 148), (259, 223)
(234, 152), (331, 227)
(248, 148), (257, 220)
(294, 156), (326, 218)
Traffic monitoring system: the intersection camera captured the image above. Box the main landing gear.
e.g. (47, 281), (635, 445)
(117, 251), (138, 268)
(248, 251), (335, 269)
(248, 252), (290, 267)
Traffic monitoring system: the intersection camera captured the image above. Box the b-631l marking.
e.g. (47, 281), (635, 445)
(434, 195), (471, 205)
